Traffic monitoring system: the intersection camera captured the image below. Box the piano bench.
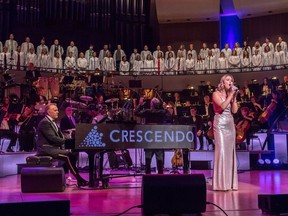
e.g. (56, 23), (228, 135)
(26, 155), (53, 167)
(21, 167), (66, 193)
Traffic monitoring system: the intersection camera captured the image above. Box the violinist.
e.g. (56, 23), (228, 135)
(250, 96), (263, 120)
(18, 105), (37, 151)
(266, 90), (285, 130)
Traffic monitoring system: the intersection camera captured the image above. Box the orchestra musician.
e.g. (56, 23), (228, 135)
(0, 103), (19, 152)
(189, 106), (204, 151)
(60, 106), (76, 139)
(200, 95), (215, 149)
(18, 104), (37, 152)
(135, 97), (172, 174)
(36, 104), (88, 187)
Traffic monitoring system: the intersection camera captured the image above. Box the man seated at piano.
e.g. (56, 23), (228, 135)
(36, 104), (88, 187)
(135, 97), (172, 174)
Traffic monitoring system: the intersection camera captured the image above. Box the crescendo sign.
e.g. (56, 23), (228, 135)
(75, 123), (195, 149)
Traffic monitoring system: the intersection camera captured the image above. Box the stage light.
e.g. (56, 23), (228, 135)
(265, 159), (272, 165)
(258, 159), (265, 165)
(273, 159), (280, 165)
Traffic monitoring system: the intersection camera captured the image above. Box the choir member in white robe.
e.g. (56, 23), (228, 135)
(64, 52), (77, 70)
(154, 52), (165, 75)
(165, 45), (175, 60)
(262, 45), (273, 71)
(37, 48), (51, 70)
(242, 41), (252, 57)
(252, 41), (262, 56)
(199, 42), (209, 59)
(185, 53), (195, 74)
(241, 50), (251, 72)
(88, 52), (100, 71)
(262, 37), (274, 54)
(187, 43), (197, 63)
(205, 50), (216, 74)
(0, 41), (3, 52)
(195, 55), (205, 74)
(0, 46), (12, 69)
(25, 48), (37, 68)
(275, 36), (287, 56)
(153, 45), (164, 60)
(50, 39), (64, 58)
(221, 43), (232, 59)
(131, 55), (143, 75)
(164, 52), (176, 75)
(12, 46), (25, 70)
(141, 45), (152, 61)
(102, 51), (115, 72)
(143, 54), (154, 73)
(21, 37), (34, 54)
(66, 41), (78, 59)
(211, 43), (220, 67)
(51, 52), (63, 73)
(174, 52), (186, 74)
(234, 42), (242, 56)
(99, 44), (110, 63)
(228, 50), (241, 72)
(85, 44), (94, 63)
(119, 56), (130, 75)
(4, 34), (18, 54)
(113, 44), (126, 71)
(129, 48), (141, 68)
(77, 52), (88, 73)
(251, 50), (262, 71)
(177, 44), (187, 60)
(217, 52), (228, 73)
(274, 45), (286, 70)
(36, 38), (49, 56)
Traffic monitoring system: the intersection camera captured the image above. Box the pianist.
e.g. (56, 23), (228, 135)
(36, 104), (88, 187)
(135, 97), (172, 174)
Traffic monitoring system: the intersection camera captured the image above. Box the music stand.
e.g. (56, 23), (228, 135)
(62, 76), (74, 85)
(129, 80), (142, 88)
(90, 75), (103, 84)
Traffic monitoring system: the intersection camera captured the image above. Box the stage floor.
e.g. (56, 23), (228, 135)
(1, 170), (288, 215)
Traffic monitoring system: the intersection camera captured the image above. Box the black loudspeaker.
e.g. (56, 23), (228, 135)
(142, 174), (206, 215)
(0, 200), (70, 216)
(21, 167), (66, 193)
(258, 194), (288, 214)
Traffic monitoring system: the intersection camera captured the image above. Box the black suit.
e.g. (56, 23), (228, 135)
(36, 116), (87, 185)
(25, 69), (41, 82)
(60, 115), (76, 131)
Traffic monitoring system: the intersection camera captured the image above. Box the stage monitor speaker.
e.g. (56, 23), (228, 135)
(142, 174), (206, 215)
(0, 200), (70, 216)
(258, 194), (288, 214)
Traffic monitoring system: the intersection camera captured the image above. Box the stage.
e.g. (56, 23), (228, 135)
(1, 169), (288, 215)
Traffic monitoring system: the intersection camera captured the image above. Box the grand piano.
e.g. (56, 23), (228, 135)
(74, 123), (195, 188)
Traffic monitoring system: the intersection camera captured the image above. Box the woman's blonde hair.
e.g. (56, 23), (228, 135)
(216, 74), (234, 91)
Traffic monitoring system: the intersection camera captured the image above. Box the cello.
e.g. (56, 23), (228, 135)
(258, 99), (277, 123)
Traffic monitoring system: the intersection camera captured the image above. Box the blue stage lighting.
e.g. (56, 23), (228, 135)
(265, 159), (272, 165)
(257, 159), (265, 165)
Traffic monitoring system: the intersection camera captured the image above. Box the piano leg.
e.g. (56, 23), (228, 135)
(87, 150), (100, 188)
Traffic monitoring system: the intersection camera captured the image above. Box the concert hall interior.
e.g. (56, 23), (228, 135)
(0, 0), (288, 215)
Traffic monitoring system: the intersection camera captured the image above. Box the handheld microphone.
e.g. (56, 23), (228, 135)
(231, 85), (239, 94)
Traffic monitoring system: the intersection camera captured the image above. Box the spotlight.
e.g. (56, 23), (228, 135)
(258, 159), (265, 165)
(273, 159), (280, 165)
(265, 159), (271, 165)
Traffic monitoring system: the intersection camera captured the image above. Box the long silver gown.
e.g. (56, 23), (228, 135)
(212, 96), (238, 191)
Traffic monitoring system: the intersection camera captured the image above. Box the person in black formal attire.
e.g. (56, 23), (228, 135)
(60, 106), (76, 133)
(200, 95), (215, 149)
(189, 106), (204, 150)
(135, 97), (172, 174)
(25, 63), (41, 83)
(36, 104), (88, 186)
(0, 105), (18, 152)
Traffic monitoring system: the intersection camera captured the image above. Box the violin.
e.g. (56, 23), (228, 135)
(206, 126), (214, 140)
(236, 119), (250, 144)
(171, 149), (183, 167)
